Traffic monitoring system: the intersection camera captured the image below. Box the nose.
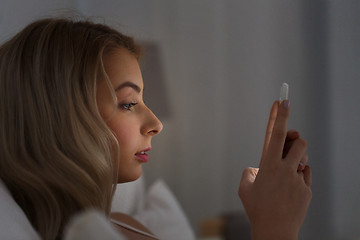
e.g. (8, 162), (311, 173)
(141, 107), (163, 136)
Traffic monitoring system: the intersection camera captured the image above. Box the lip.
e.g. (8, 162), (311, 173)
(135, 147), (151, 163)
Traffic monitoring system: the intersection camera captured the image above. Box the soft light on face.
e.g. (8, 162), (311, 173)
(97, 47), (163, 183)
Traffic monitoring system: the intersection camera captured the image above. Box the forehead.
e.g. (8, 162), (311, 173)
(103, 47), (143, 89)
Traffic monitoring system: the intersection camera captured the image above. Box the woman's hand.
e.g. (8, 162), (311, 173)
(238, 101), (312, 240)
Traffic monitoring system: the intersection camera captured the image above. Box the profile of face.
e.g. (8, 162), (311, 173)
(97, 47), (163, 183)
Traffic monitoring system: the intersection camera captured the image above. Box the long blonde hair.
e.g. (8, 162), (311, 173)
(0, 18), (140, 239)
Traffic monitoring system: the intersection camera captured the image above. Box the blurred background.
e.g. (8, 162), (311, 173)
(1, 0), (359, 239)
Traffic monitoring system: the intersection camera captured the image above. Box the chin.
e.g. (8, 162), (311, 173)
(117, 169), (142, 183)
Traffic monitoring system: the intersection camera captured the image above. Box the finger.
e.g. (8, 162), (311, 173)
(287, 129), (300, 140)
(283, 130), (301, 158)
(303, 165), (312, 187)
(239, 167), (259, 198)
(240, 167), (259, 184)
(285, 138), (308, 170)
(264, 100), (290, 165)
(260, 101), (279, 167)
(297, 154), (309, 171)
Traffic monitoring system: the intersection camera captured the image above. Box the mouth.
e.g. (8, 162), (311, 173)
(135, 147), (151, 163)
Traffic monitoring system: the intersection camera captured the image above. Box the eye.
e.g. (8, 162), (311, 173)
(120, 102), (138, 111)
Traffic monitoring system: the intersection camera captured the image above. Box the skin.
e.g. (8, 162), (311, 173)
(98, 47), (161, 239)
(238, 101), (312, 240)
(97, 47), (311, 239)
(97, 47), (163, 183)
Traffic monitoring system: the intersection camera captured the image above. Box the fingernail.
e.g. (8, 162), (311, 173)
(283, 100), (290, 109)
(298, 162), (304, 171)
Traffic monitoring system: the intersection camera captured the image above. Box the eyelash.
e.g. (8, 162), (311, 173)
(120, 102), (138, 111)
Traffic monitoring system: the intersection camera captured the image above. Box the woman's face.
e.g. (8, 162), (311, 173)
(97, 47), (163, 183)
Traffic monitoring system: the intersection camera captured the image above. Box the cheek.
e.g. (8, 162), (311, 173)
(107, 119), (138, 149)
(107, 118), (142, 183)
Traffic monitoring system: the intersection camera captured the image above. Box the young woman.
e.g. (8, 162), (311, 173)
(0, 18), (311, 240)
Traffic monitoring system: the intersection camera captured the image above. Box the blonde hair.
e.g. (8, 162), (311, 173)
(0, 18), (140, 239)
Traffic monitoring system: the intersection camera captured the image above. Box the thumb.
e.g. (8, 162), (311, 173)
(238, 167), (258, 198)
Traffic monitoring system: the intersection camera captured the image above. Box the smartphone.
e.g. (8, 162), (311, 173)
(280, 83), (289, 102)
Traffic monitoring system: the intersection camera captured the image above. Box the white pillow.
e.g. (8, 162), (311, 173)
(0, 181), (40, 240)
(64, 179), (197, 240)
(0, 177), (195, 240)
(111, 176), (145, 215)
(133, 179), (195, 240)
(63, 210), (126, 240)
(0, 181), (127, 240)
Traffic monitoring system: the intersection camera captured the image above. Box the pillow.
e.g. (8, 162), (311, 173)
(0, 177), (195, 240)
(0, 180), (40, 240)
(63, 210), (126, 240)
(111, 176), (145, 215)
(0, 181), (127, 240)
(133, 179), (196, 240)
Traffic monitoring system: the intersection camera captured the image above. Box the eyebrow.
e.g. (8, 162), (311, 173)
(115, 81), (141, 93)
